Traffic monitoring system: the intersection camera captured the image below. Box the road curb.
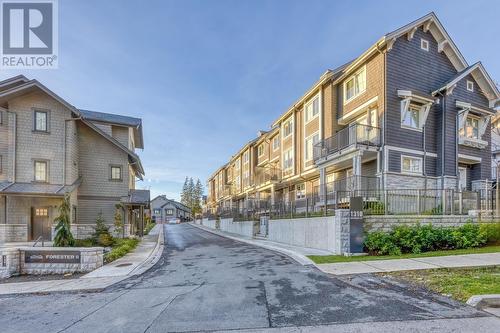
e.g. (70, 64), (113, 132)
(467, 294), (500, 308)
(128, 224), (165, 276)
(189, 223), (315, 266)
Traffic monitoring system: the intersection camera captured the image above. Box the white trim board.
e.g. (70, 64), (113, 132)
(385, 145), (438, 158)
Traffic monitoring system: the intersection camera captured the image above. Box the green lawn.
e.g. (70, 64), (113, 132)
(308, 245), (500, 264)
(384, 266), (500, 302)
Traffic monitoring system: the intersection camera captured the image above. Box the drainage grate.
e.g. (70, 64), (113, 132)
(115, 263), (133, 267)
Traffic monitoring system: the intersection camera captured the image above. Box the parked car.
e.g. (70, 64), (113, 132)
(168, 218), (181, 224)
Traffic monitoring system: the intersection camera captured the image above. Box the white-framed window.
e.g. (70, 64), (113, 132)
(304, 132), (320, 162)
(296, 183), (306, 200)
(243, 170), (250, 186)
(258, 144), (264, 157)
(272, 136), (280, 151)
(401, 104), (421, 129)
(304, 95), (320, 123)
(401, 155), (423, 174)
(235, 158), (241, 170)
(243, 151), (249, 164)
(110, 165), (122, 180)
(34, 160), (48, 182)
(235, 175), (240, 188)
(153, 209), (161, 215)
(283, 148), (294, 171)
(344, 66), (366, 103)
(459, 116), (479, 139)
(467, 80), (474, 92)
(421, 39), (429, 51)
(34, 110), (48, 132)
(283, 118), (293, 138)
(166, 209), (174, 215)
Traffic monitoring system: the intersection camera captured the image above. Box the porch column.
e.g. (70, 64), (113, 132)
(270, 184), (276, 205)
(353, 153), (362, 192)
(319, 167), (327, 209)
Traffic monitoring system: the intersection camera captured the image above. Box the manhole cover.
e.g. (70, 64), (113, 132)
(115, 263), (133, 267)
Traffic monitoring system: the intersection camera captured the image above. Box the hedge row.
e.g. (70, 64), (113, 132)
(364, 223), (500, 256)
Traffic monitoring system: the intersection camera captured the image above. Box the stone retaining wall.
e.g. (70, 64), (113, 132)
(0, 224), (28, 243)
(364, 215), (480, 232)
(51, 224), (131, 240)
(0, 247), (103, 278)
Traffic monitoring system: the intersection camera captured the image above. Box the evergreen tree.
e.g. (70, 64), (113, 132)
(188, 177), (195, 209)
(193, 179), (204, 216)
(113, 204), (124, 238)
(53, 194), (75, 247)
(180, 177), (189, 206)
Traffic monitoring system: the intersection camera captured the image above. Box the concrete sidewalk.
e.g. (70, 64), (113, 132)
(0, 225), (164, 295)
(190, 223), (331, 266)
(318, 252), (500, 275)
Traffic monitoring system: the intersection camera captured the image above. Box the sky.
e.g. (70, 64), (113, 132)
(1, 0), (499, 201)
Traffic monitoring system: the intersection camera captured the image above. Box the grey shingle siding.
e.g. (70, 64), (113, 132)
(386, 27), (456, 154)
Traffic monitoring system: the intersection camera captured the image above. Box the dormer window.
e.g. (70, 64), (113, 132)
(467, 80), (474, 92)
(421, 39), (429, 51)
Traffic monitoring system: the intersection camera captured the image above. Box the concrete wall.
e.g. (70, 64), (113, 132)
(266, 216), (336, 252)
(219, 218), (254, 237)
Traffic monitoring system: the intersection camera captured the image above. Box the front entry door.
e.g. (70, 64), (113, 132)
(32, 207), (51, 241)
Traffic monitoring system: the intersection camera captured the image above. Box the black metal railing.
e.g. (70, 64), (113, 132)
(314, 123), (380, 160)
(207, 187), (498, 220)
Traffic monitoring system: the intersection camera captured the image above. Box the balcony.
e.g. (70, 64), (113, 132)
(314, 123), (381, 162)
(255, 166), (281, 187)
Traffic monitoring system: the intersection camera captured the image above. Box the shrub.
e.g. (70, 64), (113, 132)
(53, 194), (75, 247)
(92, 213), (114, 247)
(104, 238), (139, 263)
(480, 223), (500, 245)
(364, 223), (488, 255)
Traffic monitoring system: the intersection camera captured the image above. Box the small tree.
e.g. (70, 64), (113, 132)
(113, 204), (124, 238)
(53, 194), (75, 247)
(93, 212), (113, 246)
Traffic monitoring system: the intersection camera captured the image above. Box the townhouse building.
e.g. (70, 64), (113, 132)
(0, 75), (148, 243)
(207, 12), (500, 215)
(151, 195), (191, 223)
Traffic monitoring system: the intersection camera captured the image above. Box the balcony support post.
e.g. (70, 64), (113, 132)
(353, 153), (362, 191)
(320, 167), (327, 215)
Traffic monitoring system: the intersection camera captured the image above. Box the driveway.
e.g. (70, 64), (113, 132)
(0, 223), (498, 332)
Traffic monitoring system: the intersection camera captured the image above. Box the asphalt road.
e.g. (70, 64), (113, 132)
(0, 223), (498, 333)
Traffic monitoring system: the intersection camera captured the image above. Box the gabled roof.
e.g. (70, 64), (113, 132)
(0, 79), (78, 113)
(0, 76), (146, 178)
(122, 189), (150, 205)
(82, 119), (145, 178)
(432, 62), (500, 104)
(79, 109), (144, 149)
(160, 198), (190, 212)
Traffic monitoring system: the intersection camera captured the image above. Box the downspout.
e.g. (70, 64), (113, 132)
(375, 43), (385, 190)
(6, 110), (17, 182)
(423, 125), (427, 191)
